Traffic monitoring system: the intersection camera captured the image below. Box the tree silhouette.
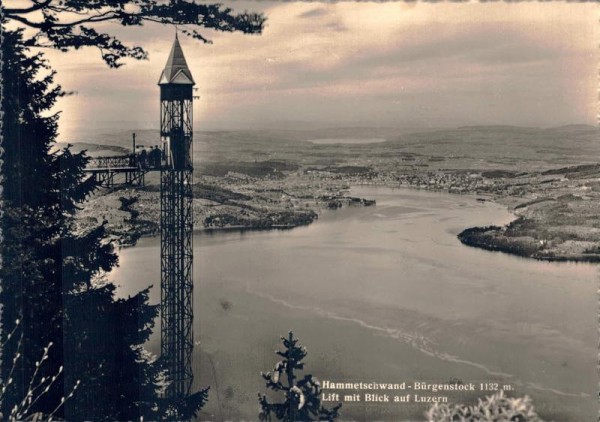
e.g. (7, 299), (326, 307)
(0, 27), (91, 417)
(5, 0), (266, 68)
(259, 332), (342, 422)
(2, 1), (265, 419)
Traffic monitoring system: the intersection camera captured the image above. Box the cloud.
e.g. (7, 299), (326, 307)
(41, 1), (599, 137)
(297, 7), (329, 19)
(324, 22), (348, 32)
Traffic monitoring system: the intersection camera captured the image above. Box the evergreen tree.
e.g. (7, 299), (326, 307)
(0, 27), (78, 417)
(0, 28), (208, 420)
(259, 332), (342, 422)
(2, 2), (265, 419)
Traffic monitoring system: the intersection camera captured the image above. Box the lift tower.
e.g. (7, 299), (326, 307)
(158, 35), (195, 398)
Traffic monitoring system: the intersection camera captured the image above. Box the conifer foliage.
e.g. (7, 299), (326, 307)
(0, 28), (204, 420)
(3, 1), (265, 419)
(259, 332), (342, 422)
(0, 27), (82, 418)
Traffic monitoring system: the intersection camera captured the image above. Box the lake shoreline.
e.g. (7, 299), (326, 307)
(76, 131), (600, 264)
(458, 224), (600, 263)
(94, 177), (600, 263)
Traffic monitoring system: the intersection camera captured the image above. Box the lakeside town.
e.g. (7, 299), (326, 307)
(74, 124), (600, 262)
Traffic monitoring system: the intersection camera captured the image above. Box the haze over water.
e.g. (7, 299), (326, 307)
(112, 187), (596, 421)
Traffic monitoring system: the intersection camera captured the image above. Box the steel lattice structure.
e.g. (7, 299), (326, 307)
(158, 36), (195, 399)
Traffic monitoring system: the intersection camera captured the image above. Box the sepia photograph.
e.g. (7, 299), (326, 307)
(1, 1), (598, 421)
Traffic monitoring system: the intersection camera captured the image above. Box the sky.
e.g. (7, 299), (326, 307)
(30, 1), (599, 140)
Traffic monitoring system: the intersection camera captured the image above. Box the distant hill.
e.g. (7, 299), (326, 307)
(62, 124), (599, 172)
(456, 125), (541, 133)
(383, 124), (600, 171)
(68, 142), (130, 157)
(545, 124), (599, 133)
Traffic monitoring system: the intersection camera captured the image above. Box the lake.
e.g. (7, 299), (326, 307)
(111, 187), (596, 421)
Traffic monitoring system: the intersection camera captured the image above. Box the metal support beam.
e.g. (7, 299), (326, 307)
(160, 167), (194, 397)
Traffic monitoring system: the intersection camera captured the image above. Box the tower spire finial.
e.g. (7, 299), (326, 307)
(158, 31), (195, 85)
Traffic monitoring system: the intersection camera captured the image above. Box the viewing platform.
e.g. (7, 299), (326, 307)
(84, 146), (164, 188)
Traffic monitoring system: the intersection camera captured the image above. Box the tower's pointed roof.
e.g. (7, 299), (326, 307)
(158, 35), (195, 85)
